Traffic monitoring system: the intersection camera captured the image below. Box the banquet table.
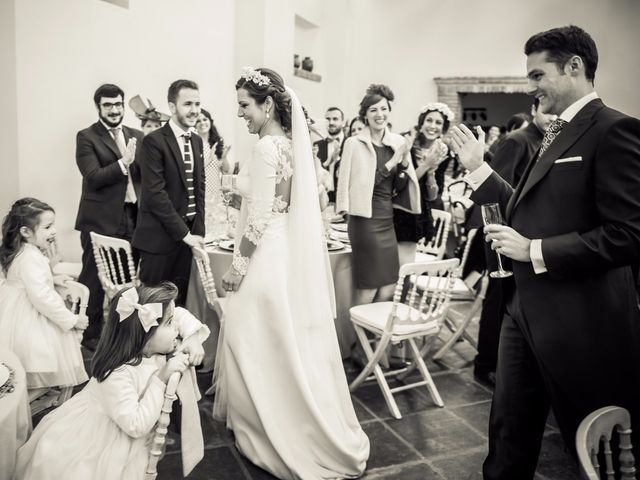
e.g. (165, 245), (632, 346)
(186, 243), (357, 371)
(0, 348), (32, 480)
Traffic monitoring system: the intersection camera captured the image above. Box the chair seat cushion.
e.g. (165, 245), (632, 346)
(350, 302), (440, 337)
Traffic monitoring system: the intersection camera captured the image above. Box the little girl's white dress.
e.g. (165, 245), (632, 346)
(15, 307), (209, 480)
(0, 244), (87, 388)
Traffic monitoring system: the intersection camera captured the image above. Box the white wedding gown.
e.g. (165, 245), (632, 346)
(213, 135), (369, 480)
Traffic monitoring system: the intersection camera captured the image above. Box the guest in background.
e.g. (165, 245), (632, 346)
(314, 107), (346, 203)
(128, 94), (170, 136)
(486, 112), (531, 162)
(75, 83), (143, 351)
(15, 282), (209, 480)
(473, 97), (555, 388)
(133, 80), (206, 306)
(337, 84), (420, 305)
(0, 198), (88, 400)
(195, 108), (232, 236)
(347, 117), (366, 137)
(394, 103), (454, 265)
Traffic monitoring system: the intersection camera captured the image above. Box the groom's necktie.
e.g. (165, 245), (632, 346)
(537, 118), (568, 159)
(111, 127), (137, 203)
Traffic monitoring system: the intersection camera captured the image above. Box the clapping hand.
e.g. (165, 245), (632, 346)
(419, 139), (449, 172)
(448, 124), (485, 172)
(122, 138), (137, 166)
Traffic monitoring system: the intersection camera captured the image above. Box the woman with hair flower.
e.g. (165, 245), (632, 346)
(393, 102), (456, 264)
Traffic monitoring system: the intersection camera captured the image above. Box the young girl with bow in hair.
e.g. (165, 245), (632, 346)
(15, 282), (209, 480)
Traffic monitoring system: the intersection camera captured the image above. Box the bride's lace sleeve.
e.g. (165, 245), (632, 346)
(232, 138), (288, 275)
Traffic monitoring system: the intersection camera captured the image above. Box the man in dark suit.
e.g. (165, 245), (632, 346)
(313, 107), (345, 202)
(450, 26), (640, 479)
(75, 83), (143, 350)
(474, 98), (555, 386)
(132, 79), (205, 305)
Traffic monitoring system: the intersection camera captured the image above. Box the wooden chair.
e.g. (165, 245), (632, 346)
(30, 280), (89, 415)
(413, 229), (486, 360)
(349, 258), (459, 419)
(576, 406), (636, 480)
(415, 209), (452, 262)
(193, 248), (225, 319)
(145, 371), (181, 480)
(89, 232), (139, 300)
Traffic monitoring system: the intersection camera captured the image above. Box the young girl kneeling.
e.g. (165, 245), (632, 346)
(15, 282), (209, 480)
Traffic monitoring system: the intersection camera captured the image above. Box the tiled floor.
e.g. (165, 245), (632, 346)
(155, 339), (580, 480)
(33, 331), (581, 480)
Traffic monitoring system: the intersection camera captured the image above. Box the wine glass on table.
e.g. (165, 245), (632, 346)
(481, 203), (513, 278)
(220, 174), (234, 223)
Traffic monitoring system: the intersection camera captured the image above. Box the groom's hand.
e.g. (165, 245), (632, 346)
(449, 124), (485, 172)
(485, 224), (531, 262)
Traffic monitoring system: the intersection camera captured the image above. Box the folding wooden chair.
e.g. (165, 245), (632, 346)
(415, 209), (451, 262)
(193, 248), (225, 319)
(413, 229), (487, 360)
(30, 280), (89, 414)
(90, 232), (139, 301)
(349, 258), (459, 419)
(576, 405), (636, 479)
(145, 372), (181, 480)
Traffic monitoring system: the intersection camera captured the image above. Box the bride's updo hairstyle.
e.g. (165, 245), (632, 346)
(358, 84), (395, 124)
(236, 67), (292, 132)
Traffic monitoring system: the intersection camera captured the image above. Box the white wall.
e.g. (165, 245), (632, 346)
(343, 0), (640, 132)
(0, 0), (20, 213)
(13, 0), (236, 261)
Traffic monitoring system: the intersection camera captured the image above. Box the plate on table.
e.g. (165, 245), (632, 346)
(0, 364), (9, 388)
(218, 240), (235, 252)
(330, 223), (348, 232)
(329, 215), (345, 224)
(326, 240), (345, 252)
(329, 230), (350, 244)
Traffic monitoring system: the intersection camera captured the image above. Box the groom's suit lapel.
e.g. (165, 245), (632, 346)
(507, 99), (603, 220)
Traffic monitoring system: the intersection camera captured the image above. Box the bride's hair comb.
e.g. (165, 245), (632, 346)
(241, 67), (271, 87)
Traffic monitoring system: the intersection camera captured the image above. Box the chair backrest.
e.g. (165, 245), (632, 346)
(61, 280), (90, 320)
(89, 232), (138, 299)
(457, 228), (478, 275)
(145, 371), (181, 480)
(576, 405), (636, 480)
(417, 209), (451, 260)
(193, 248), (218, 308)
(388, 258), (459, 330)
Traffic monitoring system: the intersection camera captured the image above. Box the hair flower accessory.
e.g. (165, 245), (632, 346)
(241, 67), (271, 87)
(420, 102), (455, 122)
(116, 288), (163, 332)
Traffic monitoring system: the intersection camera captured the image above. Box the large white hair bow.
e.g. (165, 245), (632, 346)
(116, 288), (163, 332)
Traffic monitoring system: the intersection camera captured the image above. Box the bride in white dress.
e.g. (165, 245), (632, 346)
(214, 67), (369, 479)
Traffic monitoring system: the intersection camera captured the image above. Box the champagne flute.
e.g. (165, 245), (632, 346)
(481, 203), (513, 278)
(220, 174), (234, 223)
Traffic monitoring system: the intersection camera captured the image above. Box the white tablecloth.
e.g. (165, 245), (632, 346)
(0, 348), (32, 480)
(186, 245), (356, 371)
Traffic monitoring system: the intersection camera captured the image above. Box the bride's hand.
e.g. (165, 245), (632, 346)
(222, 268), (244, 293)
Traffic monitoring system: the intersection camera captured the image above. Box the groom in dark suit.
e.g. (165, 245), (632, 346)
(75, 84), (143, 349)
(450, 26), (640, 479)
(133, 79), (205, 305)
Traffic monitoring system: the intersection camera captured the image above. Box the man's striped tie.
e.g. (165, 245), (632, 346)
(182, 133), (196, 219)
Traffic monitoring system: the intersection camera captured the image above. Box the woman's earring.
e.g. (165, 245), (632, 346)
(266, 111), (270, 120)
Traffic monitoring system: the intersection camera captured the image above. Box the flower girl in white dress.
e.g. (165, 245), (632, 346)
(15, 282), (209, 480)
(215, 68), (369, 479)
(0, 198), (88, 398)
